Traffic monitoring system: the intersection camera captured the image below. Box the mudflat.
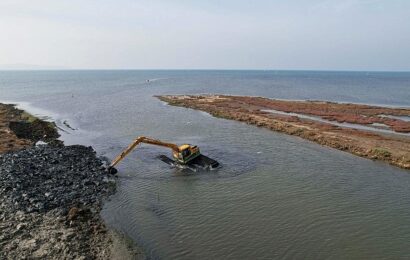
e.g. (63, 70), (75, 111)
(157, 95), (410, 170)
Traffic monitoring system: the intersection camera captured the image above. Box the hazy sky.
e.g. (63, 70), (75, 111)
(1, 0), (409, 70)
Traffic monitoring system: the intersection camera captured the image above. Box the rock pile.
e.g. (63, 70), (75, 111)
(0, 145), (115, 213)
(0, 145), (118, 259)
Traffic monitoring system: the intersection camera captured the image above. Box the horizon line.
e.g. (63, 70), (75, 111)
(0, 68), (409, 73)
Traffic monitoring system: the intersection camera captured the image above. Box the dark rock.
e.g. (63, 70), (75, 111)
(0, 145), (116, 214)
(0, 144), (119, 259)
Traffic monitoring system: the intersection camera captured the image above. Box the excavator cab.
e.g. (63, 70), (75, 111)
(173, 145), (200, 164)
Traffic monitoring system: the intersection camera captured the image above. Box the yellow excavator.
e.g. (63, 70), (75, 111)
(108, 136), (219, 174)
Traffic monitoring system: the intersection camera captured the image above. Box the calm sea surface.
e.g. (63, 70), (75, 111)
(1, 70), (410, 259)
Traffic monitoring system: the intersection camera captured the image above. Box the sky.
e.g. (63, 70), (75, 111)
(0, 0), (409, 71)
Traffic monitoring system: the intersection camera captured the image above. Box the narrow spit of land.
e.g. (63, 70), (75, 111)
(0, 103), (143, 259)
(157, 95), (410, 170)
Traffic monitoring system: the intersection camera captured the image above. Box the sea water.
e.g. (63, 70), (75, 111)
(1, 70), (409, 259)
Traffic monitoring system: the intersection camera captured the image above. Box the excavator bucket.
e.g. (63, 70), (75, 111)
(158, 154), (219, 171)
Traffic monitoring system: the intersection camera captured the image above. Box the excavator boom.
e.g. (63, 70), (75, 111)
(108, 136), (219, 174)
(110, 136), (179, 168)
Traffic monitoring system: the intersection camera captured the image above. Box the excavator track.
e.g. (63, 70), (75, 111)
(158, 154), (219, 171)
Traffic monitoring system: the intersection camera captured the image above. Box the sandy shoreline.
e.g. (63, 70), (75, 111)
(0, 103), (144, 259)
(157, 95), (410, 170)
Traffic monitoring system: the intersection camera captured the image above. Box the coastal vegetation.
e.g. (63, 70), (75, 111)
(157, 95), (410, 170)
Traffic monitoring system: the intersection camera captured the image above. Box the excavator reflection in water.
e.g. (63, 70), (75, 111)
(108, 136), (219, 174)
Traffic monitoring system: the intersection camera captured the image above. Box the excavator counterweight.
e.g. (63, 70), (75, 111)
(108, 136), (219, 174)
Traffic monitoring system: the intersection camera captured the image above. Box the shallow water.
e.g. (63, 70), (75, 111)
(262, 109), (410, 136)
(1, 70), (410, 259)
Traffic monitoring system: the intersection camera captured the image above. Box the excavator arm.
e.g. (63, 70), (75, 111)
(107, 135), (219, 174)
(108, 136), (180, 172)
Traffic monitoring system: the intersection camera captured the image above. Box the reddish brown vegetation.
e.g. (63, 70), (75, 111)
(157, 95), (410, 170)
